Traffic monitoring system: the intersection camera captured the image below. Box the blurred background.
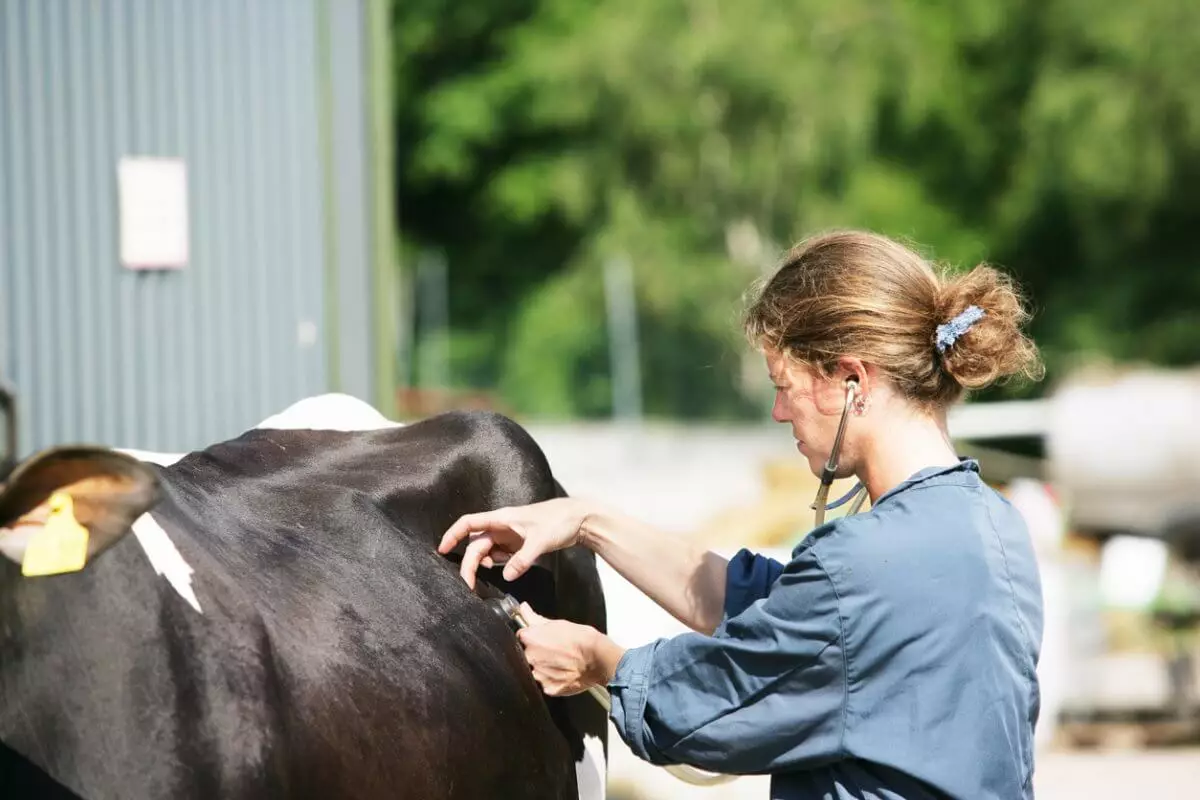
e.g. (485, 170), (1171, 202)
(2, 0), (1199, 797)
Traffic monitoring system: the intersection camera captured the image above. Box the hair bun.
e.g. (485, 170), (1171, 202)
(935, 265), (1043, 390)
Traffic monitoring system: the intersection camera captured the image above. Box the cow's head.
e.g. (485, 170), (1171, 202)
(0, 447), (161, 573)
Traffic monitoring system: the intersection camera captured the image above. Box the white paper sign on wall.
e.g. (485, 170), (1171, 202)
(118, 157), (189, 269)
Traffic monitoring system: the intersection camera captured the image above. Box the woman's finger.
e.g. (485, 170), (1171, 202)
(459, 535), (496, 589)
(518, 602), (548, 626)
(438, 510), (513, 554)
(501, 543), (545, 583)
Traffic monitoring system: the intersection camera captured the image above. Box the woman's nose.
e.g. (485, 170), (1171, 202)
(771, 394), (789, 423)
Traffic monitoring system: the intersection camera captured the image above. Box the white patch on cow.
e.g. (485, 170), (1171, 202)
(575, 733), (606, 800)
(253, 393), (404, 432)
(114, 395), (401, 615)
(131, 512), (202, 613)
(115, 448), (186, 466)
(113, 448), (202, 613)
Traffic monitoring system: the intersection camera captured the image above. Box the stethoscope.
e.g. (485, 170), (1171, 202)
(487, 376), (872, 790)
(809, 377), (869, 527)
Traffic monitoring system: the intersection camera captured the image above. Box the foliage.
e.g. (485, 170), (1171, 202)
(391, 0), (1200, 419)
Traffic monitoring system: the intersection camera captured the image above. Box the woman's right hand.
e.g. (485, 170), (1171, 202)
(437, 497), (589, 589)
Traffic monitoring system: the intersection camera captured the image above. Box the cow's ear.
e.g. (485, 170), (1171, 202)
(0, 447), (161, 572)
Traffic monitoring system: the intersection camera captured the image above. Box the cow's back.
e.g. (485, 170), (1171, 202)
(1, 411), (605, 799)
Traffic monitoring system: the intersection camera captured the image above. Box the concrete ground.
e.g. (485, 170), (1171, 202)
(1034, 748), (1200, 799)
(607, 747), (1200, 799)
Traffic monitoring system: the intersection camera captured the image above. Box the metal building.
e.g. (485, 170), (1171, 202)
(0, 0), (397, 457)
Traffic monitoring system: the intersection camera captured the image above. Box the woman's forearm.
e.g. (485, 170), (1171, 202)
(580, 505), (728, 635)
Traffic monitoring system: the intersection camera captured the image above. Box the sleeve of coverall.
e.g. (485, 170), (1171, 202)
(721, 547), (786, 622)
(607, 545), (845, 773)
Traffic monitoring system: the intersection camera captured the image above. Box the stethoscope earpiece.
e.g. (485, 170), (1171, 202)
(810, 376), (868, 527)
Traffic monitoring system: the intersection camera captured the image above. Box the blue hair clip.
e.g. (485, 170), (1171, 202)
(935, 305), (985, 354)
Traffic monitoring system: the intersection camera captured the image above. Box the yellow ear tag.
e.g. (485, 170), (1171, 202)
(22, 491), (90, 577)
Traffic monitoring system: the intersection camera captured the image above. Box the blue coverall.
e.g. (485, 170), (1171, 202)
(609, 460), (1043, 800)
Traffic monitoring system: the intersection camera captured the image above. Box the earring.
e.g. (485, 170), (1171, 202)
(853, 393), (870, 416)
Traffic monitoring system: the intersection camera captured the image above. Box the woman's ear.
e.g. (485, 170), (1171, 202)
(834, 357), (869, 392)
(834, 358), (880, 416)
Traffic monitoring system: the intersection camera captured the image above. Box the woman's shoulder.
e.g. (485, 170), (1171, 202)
(806, 470), (1025, 589)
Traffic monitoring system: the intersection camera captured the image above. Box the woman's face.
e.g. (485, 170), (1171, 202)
(764, 347), (857, 478)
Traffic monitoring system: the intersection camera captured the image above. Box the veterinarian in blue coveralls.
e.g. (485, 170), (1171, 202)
(441, 230), (1046, 800)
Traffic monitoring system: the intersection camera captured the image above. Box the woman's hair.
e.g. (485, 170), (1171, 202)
(743, 230), (1044, 407)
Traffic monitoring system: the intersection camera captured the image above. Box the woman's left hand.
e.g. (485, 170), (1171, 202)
(517, 603), (624, 697)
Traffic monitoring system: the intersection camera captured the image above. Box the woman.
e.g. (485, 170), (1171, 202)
(439, 230), (1045, 800)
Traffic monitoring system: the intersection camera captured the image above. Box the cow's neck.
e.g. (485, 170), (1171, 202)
(0, 524), (286, 798)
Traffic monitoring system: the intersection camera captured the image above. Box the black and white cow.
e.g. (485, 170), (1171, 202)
(0, 396), (607, 799)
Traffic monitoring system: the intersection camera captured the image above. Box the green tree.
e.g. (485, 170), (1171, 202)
(391, 0), (1200, 418)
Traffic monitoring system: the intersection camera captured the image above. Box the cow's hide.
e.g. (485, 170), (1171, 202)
(0, 398), (607, 800)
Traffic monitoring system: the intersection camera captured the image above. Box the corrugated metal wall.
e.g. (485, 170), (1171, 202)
(0, 0), (379, 457)
(325, 0), (374, 407)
